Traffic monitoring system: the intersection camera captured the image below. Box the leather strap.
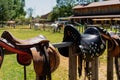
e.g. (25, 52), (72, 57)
(30, 46), (44, 75)
(43, 46), (51, 80)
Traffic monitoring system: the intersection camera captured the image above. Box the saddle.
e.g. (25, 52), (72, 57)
(58, 25), (106, 60)
(0, 31), (60, 79)
(58, 24), (81, 57)
(58, 25), (106, 79)
(94, 27), (120, 80)
(80, 27), (106, 60)
(102, 31), (120, 57)
(94, 27), (120, 57)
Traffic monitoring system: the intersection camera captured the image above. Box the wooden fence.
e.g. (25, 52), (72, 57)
(52, 41), (114, 80)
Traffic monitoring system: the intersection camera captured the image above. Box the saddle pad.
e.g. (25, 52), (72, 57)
(58, 24), (81, 57)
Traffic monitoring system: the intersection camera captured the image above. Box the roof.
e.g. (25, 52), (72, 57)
(92, 18), (111, 21)
(40, 12), (51, 19)
(58, 17), (70, 20)
(7, 21), (15, 24)
(73, 0), (120, 9)
(70, 15), (120, 19)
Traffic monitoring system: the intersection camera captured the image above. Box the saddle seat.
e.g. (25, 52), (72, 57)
(81, 34), (100, 43)
(1, 31), (49, 48)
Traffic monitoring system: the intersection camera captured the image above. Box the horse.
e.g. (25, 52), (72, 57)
(51, 22), (64, 32)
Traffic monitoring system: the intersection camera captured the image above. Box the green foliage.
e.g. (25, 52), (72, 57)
(50, 0), (100, 21)
(50, 0), (78, 21)
(0, 0), (26, 21)
(57, 0), (77, 7)
(15, 15), (26, 25)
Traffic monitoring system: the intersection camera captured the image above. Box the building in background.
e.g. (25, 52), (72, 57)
(78, 0), (113, 5)
(70, 0), (120, 27)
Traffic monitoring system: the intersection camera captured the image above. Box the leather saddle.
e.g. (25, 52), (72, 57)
(58, 25), (106, 79)
(94, 27), (120, 57)
(0, 31), (60, 79)
(58, 24), (81, 57)
(58, 25), (106, 60)
(80, 27), (106, 60)
(101, 30), (120, 57)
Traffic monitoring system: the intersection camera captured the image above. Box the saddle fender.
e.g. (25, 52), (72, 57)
(30, 44), (60, 76)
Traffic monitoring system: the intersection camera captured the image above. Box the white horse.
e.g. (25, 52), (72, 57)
(34, 23), (40, 29)
(50, 23), (61, 32)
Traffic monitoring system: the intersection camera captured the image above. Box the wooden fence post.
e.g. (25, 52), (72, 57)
(107, 41), (113, 80)
(69, 46), (77, 80)
(91, 57), (98, 80)
(107, 51), (113, 80)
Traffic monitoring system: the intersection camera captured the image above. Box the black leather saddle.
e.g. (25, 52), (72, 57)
(58, 25), (106, 60)
(58, 24), (81, 57)
(80, 27), (106, 60)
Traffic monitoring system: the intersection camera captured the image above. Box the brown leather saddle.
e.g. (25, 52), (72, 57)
(108, 31), (120, 57)
(94, 27), (120, 80)
(0, 31), (60, 80)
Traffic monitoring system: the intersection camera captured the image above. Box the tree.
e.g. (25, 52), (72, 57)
(50, 0), (78, 21)
(78, 0), (99, 5)
(0, 0), (26, 21)
(27, 8), (33, 18)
